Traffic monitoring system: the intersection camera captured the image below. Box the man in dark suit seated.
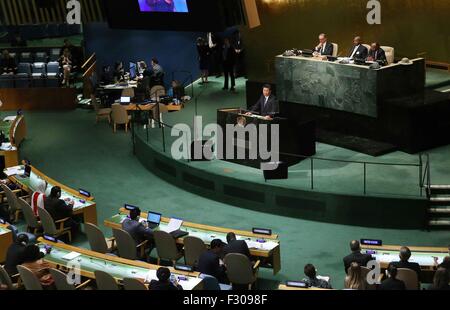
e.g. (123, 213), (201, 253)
(223, 232), (251, 259)
(367, 42), (388, 66)
(121, 207), (154, 245)
(378, 265), (406, 290)
(246, 84), (279, 120)
(343, 240), (374, 273)
(44, 186), (79, 234)
(198, 239), (228, 284)
(389, 246), (422, 280)
(313, 33), (334, 57)
(348, 36), (368, 60)
(4, 234), (29, 276)
(149, 267), (183, 290)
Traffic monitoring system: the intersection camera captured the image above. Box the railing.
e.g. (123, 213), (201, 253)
(130, 111), (432, 197)
(82, 52), (96, 99)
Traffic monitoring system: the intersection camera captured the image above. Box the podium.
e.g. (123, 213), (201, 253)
(217, 108), (316, 169)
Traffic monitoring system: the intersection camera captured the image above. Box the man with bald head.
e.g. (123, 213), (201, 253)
(343, 240), (374, 273)
(348, 36), (368, 60)
(367, 42), (387, 66)
(313, 33), (334, 56)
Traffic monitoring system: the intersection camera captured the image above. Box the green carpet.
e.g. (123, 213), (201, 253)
(6, 77), (450, 290)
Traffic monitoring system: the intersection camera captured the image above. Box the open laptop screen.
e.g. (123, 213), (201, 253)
(147, 212), (162, 225)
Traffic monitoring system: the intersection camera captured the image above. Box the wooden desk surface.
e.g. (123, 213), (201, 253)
(278, 284), (333, 291)
(0, 223), (13, 263)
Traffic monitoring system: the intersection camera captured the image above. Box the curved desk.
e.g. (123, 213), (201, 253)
(105, 208), (281, 275)
(0, 115), (26, 167)
(0, 223), (13, 263)
(38, 237), (203, 290)
(5, 165), (98, 225)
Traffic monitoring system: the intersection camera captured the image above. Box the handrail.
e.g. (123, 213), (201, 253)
(82, 61), (96, 78)
(81, 52), (96, 70)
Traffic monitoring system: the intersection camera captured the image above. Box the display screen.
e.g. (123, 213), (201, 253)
(138, 0), (189, 13)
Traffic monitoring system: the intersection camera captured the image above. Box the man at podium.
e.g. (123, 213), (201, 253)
(246, 84), (279, 120)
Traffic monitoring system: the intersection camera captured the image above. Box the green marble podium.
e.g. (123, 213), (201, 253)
(275, 56), (425, 118)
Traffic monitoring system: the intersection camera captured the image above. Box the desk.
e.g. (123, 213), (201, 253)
(5, 165), (98, 225)
(124, 103), (183, 112)
(276, 55), (425, 118)
(38, 238), (203, 290)
(0, 115), (26, 168)
(100, 82), (138, 91)
(362, 244), (449, 283)
(278, 284), (333, 291)
(104, 208), (281, 275)
(0, 223), (13, 263)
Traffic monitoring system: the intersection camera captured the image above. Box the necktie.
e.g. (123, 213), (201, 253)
(264, 97), (268, 108)
(375, 51), (378, 60)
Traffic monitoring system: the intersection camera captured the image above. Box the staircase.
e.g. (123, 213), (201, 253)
(427, 185), (450, 228)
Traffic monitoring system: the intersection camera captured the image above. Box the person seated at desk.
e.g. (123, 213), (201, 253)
(150, 57), (164, 87)
(435, 255), (450, 272)
(113, 61), (125, 83)
(246, 84), (279, 120)
(223, 232), (251, 259)
(343, 240), (373, 273)
(367, 42), (388, 66)
(377, 265), (406, 290)
(21, 244), (54, 289)
(44, 186), (80, 235)
(388, 246), (422, 280)
(4, 234), (29, 276)
(302, 264), (332, 289)
(167, 80), (185, 101)
(313, 33), (333, 57)
(1, 50), (17, 74)
(31, 178), (47, 216)
(348, 36), (368, 60)
(121, 207), (154, 245)
(344, 262), (366, 290)
(428, 268), (450, 290)
(60, 48), (73, 87)
(149, 267), (183, 290)
(198, 239), (228, 284)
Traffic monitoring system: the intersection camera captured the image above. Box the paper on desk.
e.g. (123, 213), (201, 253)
(0, 143), (13, 151)
(161, 218), (183, 233)
(245, 240), (278, 251)
(4, 166), (23, 176)
(62, 252), (81, 261)
(3, 116), (16, 122)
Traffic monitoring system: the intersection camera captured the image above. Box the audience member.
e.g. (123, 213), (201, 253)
(121, 207), (154, 245)
(31, 178), (47, 216)
(302, 264), (332, 289)
(343, 240), (373, 273)
(149, 267), (183, 290)
(377, 265), (406, 290)
(21, 244), (54, 289)
(198, 239), (228, 284)
(196, 37), (210, 84)
(4, 234), (29, 276)
(223, 232), (251, 259)
(60, 48), (73, 87)
(428, 268), (450, 290)
(388, 246), (421, 280)
(344, 262), (366, 290)
(44, 186), (80, 235)
(222, 37), (237, 91)
(1, 50), (17, 74)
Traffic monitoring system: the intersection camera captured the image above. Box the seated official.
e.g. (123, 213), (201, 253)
(1, 50), (17, 74)
(344, 262), (366, 290)
(31, 178), (47, 216)
(312, 33), (333, 57)
(21, 244), (54, 289)
(4, 234), (29, 276)
(302, 264), (332, 289)
(198, 239), (228, 284)
(246, 84), (279, 119)
(367, 42), (388, 66)
(223, 232), (251, 259)
(121, 207), (154, 245)
(436, 255), (450, 271)
(343, 240), (374, 273)
(388, 246), (422, 280)
(348, 36), (368, 60)
(378, 265), (406, 290)
(150, 57), (164, 87)
(149, 267), (183, 291)
(44, 186), (80, 234)
(428, 268), (450, 290)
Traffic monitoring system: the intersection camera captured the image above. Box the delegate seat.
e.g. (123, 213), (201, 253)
(34, 52), (48, 63)
(31, 62), (47, 87)
(20, 52), (33, 63)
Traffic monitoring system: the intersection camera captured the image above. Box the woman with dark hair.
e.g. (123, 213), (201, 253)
(21, 245), (54, 289)
(344, 262), (366, 290)
(429, 268), (450, 290)
(149, 267), (183, 290)
(196, 37), (210, 84)
(60, 48), (72, 87)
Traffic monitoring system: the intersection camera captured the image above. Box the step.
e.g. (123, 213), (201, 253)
(428, 185), (450, 190)
(429, 196), (450, 202)
(428, 185), (450, 195)
(428, 206), (450, 215)
(428, 219), (450, 227)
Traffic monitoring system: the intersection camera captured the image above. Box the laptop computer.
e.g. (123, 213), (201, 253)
(120, 96), (131, 105)
(147, 211), (162, 229)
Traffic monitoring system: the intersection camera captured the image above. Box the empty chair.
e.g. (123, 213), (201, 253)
(332, 43), (339, 57)
(123, 277), (148, 290)
(360, 266), (376, 290)
(94, 270), (119, 290)
(184, 236), (207, 267)
(46, 61), (60, 87)
(153, 230), (183, 266)
(381, 46), (395, 65)
(15, 63), (32, 88)
(111, 103), (131, 133)
(85, 223), (115, 254)
(397, 268), (419, 290)
(34, 52), (48, 63)
(150, 85), (166, 100)
(0, 265), (17, 290)
(199, 274), (232, 291)
(224, 253), (260, 290)
(18, 198), (41, 234)
(49, 268), (91, 290)
(50, 48), (60, 62)
(17, 265), (43, 290)
(112, 228), (147, 260)
(0, 183), (22, 223)
(39, 207), (72, 242)
(32, 62), (46, 77)
(92, 97), (111, 124)
(20, 52), (33, 63)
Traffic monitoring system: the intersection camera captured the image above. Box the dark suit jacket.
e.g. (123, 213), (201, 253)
(5, 243), (26, 275)
(250, 94), (279, 117)
(377, 278), (406, 290)
(389, 261), (422, 280)
(149, 280), (183, 291)
(222, 44), (237, 66)
(368, 48), (387, 65)
(44, 197), (73, 221)
(348, 45), (368, 60)
(343, 251), (374, 273)
(223, 240), (251, 259)
(198, 251), (227, 284)
(313, 42), (334, 56)
(122, 218), (154, 244)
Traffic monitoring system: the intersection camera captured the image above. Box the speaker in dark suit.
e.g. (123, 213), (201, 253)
(313, 34), (334, 56)
(367, 43), (388, 66)
(348, 37), (368, 60)
(249, 84), (279, 117)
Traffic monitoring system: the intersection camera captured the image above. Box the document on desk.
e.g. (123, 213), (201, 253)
(161, 218), (183, 233)
(62, 252), (81, 261)
(245, 240), (278, 251)
(3, 116), (16, 122)
(0, 143), (13, 151)
(4, 166), (23, 176)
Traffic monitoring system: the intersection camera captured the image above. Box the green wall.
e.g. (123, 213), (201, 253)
(242, 0), (450, 80)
